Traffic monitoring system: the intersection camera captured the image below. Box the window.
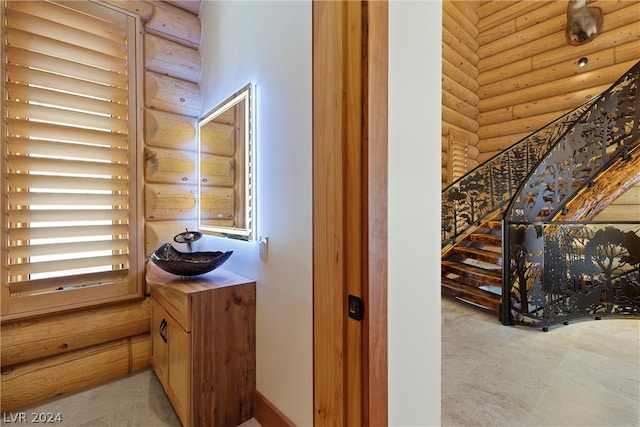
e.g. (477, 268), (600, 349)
(1, 0), (143, 319)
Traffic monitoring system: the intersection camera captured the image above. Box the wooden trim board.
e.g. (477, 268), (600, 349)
(253, 391), (295, 427)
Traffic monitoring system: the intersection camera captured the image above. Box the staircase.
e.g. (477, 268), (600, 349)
(442, 61), (640, 327)
(441, 216), (502, 313)
(442, 141), (640, 323)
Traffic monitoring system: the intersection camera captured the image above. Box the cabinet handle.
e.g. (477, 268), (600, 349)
(159, 318), (168, 343)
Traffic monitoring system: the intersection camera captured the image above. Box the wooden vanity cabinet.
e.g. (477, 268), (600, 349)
(151, 300), (191, 423)
(147, 264), (256, 427)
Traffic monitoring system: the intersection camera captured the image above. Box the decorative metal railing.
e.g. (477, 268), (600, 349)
(502, 222), (640, 330)
(502, 61), (640, 328)
(441, 98), (595, 250)
(505, 61), (640, 223)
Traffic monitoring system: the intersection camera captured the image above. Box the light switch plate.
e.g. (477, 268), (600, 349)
(259, 237), (268, 261)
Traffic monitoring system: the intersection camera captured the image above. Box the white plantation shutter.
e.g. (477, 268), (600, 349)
(447, 129), (468, 183)
(1, 0), (142, 318)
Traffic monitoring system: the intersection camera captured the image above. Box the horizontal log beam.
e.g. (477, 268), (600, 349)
(478, 61), (635, 112)
(479, 30), (563, 73)
(510, 84), (607, 120)
(532, 22), (640, 70)
(479, 84), (608, 126)
(478, 14), (564, 59)
(477, 151), (500, 164)
(1, 299), (150, 367)
(164, 0), (201, 15)
(467, 144), (480, 160)
(443, 40), (479, 80)
(1, 334), (150, 412)
(478, 132), (530, 155)
(443, 105), (479, 133)
(477, 56), (533, 87)
(477, 1), (548, 32)
(476, 0), (515, 21)
(444, 1), (479, 39)
(144, 108), (197, 151)
(201, 153), (235, 187)
(515, 0), (629, 33)
(145, 183), (197, 221)
(145, 1), (201, 49)
(145, 147), (197, 185)
(442, 91), (479, 121)
(443, 8), (478, 52)
(443, 27), (479, 67)
(479, 57), (615, 99)
(477, 110), (562, 140)
(443, 74), (479, 107)
(200, 122), (236, 155)
(479, 1), (562, 46)
(145, 33), (202, 84)
(480, 5), (640, 73)
(200, 187), (235, 221)
(145, 71), (201, 117)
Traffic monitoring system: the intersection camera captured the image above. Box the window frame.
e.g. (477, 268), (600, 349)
(1, 0), (145, 320)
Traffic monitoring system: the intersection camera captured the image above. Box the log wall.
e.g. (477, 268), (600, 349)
(143, 0), (203, 255)
(475, 0), (640, 217)
(443, 0), (640, 215)
(475, 0), (639, 161)
(1, 300), (151, 412)
(442, 0), (480, 186)
(1, 0), (203, 412)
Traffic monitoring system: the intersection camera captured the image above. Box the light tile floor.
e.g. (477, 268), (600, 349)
(6, 369), (260, 427)
(442, 297), (640, 427)
(8, 301), (638, 427)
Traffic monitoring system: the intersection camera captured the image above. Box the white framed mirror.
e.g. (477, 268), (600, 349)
(198, 83), (254, 240)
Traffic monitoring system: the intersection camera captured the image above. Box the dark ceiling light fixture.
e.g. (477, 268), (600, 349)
(578, 57), (589, 67)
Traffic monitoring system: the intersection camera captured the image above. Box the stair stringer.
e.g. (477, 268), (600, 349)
(556, 139), (640, 222)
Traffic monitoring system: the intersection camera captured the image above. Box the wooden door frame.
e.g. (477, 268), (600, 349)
(312, 1), (388, 425)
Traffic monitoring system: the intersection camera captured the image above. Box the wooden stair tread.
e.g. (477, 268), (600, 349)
(487, 220), (502, 229)
(442, 212), (505, 315)
(441, 277), (501, 312)
(441, 260), (502, 287)
(469, 233), (502, 245)
(453, 246), (502, 265)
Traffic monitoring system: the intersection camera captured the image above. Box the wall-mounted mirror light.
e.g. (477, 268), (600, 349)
(198, 83), (254, 241)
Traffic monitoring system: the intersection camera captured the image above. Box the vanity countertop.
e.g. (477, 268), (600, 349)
(147, 264), (256, 427)
(146, 263), (255, 295)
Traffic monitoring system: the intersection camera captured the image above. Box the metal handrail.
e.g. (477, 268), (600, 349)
(440, 61), (640, 329)
(504, 61), (640, 223)
(502, 61), (640, 328)
(441, 98), (595, 249)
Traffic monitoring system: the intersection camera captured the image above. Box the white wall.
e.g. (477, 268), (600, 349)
(199, 2), (442, 426)
(198, 2), (313, 425)
(388, 1), (442, 426)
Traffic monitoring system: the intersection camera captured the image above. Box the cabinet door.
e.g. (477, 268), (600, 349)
(166, 315), (191, 427)
(151, 299), (169, 388)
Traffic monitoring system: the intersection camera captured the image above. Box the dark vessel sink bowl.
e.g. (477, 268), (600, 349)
(149, 243), (233, 277)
